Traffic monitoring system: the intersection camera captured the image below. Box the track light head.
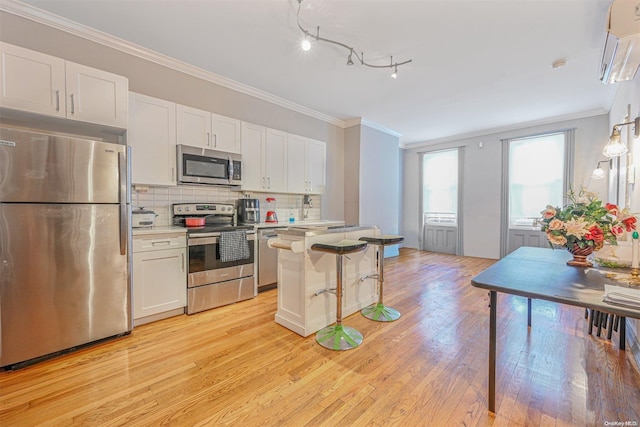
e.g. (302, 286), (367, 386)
(301, 37), (311, 51)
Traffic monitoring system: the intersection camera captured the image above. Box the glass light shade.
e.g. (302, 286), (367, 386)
(603, 128), (628, 157)
(301, 38), (311, 51)
(592, 167), (605, 180)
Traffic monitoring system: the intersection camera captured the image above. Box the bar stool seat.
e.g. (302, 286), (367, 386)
(359, 235), (404, 322)
(311, 239), (368, 351)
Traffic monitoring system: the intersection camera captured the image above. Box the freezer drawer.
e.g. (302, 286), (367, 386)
(0, 203), (131, 367)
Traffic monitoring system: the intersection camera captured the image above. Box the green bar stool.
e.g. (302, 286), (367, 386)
(311, 239), (368, 351)
(358, 235), (404, 322)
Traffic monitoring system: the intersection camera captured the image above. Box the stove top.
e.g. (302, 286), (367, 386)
(172, 202), (255, 237)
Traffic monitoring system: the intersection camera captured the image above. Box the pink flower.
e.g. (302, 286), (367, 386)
(546, 231), (567, 246)
(611, 224), (625, 237)
(540, 205), (556, 219)
(548, 219), (564, 231)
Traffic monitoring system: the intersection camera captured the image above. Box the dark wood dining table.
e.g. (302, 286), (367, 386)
(471, 246), (640, 413)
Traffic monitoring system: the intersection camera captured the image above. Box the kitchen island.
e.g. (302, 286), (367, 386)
(269, 225), (379, 336)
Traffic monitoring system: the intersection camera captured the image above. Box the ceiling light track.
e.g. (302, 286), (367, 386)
(296, 0), (412, 77)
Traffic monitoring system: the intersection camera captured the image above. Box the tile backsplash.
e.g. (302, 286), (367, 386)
(132, 185), (321, 227)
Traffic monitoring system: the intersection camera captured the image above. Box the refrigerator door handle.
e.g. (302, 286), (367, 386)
(118, 151), (127, 255)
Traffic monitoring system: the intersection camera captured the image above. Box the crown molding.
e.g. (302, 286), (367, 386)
(344, 117), (402, 139)
(0, 0), (346, 128)
(400, 108), (609, 149)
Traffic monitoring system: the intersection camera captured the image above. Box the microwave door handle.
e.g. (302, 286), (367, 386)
(228, 156), (233, 184)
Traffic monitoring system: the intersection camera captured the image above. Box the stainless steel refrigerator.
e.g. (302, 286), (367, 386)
(0, 126), (131, 368)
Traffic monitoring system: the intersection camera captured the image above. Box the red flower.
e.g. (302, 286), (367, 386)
(585, 225), (605, 243)
(622, 216), (637, 232)
(605, 203), (619, 216)
(622, 216), (636, 231)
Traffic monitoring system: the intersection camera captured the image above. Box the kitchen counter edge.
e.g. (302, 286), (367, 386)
(132, 226), (188, 236)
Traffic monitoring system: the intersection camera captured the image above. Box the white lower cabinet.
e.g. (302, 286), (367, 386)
(132, 233), (187, 325)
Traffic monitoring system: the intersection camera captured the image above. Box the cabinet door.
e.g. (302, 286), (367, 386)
(212, 113), (241, 153)
(129, 92), (177, 186)
(65, 61), (128, 128)
(176, 104), (212, 149)
(265, 128), (288, 192)
(287, 134), (307, 194)
(0, 42), (66, 118)
(241, 122), (266, 191)
(133, 247), (186, 319)
(306, 138), (326, 194)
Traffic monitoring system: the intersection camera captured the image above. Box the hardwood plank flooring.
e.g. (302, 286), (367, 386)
(2, 249), (640, 426)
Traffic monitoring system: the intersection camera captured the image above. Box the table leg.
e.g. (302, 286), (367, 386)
(489, 290), (497, 413)
(527, 298), (531, 327)
(620, 317), (626, 351)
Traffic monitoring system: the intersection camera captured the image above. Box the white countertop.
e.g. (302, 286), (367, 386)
(254, 220), (345, 229)
(132, 226), (187, 236)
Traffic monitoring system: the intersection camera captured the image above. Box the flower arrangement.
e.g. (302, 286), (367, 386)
(539, 187), (637, 251)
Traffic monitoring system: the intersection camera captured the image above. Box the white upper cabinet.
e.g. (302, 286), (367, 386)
(176, 104), (241, 154)
(241, 123), (288, 193)
(212, 113), (242, 153)
(0, 42), (128, 128)
(176, 104), (211, 149)
(241, 122), (267, 192)
(287, 134), (326, 194)
(0, 42), (66, 118)
(264, 128), (288, 193)
(65, 61), (128, 128)
(128, 92), (177, 186)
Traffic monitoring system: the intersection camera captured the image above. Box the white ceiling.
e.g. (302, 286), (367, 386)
(17, 0), (619, 145)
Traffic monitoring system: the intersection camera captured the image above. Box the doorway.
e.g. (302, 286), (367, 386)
(420, 148), (463, 255)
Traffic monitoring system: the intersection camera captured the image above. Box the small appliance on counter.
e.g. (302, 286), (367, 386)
(237, 198), (260, 225)
(265, 197), (278, 223)
(132, 207), (157, 228)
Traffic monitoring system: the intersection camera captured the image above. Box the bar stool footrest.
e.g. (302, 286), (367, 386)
(316, 324), (363, 351)
(361, 303), (401, 322)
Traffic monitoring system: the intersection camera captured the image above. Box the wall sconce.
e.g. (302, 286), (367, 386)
(592, 159), (612, 180)
(603, 116), (640, 158)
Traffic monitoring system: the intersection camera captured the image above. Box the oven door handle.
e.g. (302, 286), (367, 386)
(188, 233), (255, 246)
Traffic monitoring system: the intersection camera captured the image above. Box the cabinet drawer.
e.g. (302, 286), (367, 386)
(133, 234), (186, 252)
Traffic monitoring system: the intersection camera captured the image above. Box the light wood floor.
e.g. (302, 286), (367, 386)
(2, 249), (640, 426)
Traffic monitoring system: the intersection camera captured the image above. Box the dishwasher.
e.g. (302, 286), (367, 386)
(257, 228), (281, 291)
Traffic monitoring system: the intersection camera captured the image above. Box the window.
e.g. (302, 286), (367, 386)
(423, 149), (458, 226)
(508, 132), (566, 228)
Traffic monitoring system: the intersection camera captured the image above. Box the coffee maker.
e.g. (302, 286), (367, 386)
(236, 198), (260, 224)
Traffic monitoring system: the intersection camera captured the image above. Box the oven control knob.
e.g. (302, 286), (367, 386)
(176, 207), (182, 212)
(185, 207), (190, 212)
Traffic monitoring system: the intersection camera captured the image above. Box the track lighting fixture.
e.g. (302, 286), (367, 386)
(296, 0), (412, 77)
(603, 116), (640, 158)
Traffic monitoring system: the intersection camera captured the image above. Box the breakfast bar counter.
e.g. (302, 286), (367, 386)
(269, 225), (379, 336)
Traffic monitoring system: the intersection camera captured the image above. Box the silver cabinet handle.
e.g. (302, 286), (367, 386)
(206, 132), (211, 147)
(70, 94), (75, 114)
(262, 177), (266, 188)
(55, 90), (60, 111)
(151, 240), (171, 246)
(182, 253), (185, 272)
(172, 167), (175, 182)
(267, 177), (271, 188)
(214, 134), (217, 147)
(118, 151), (127, 256)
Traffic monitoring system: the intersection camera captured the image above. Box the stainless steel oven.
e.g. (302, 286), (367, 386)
(173, 203), (255, 314)
(187, 231), (255, 314)
(177, 144), (242, 186)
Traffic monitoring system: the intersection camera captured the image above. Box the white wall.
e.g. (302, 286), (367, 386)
(0, 10), (346, 222)
(359, 125), (401, 257)
(402, 114), (610, 259)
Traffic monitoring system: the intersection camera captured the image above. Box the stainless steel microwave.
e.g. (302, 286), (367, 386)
(177, 144), (242, 186)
